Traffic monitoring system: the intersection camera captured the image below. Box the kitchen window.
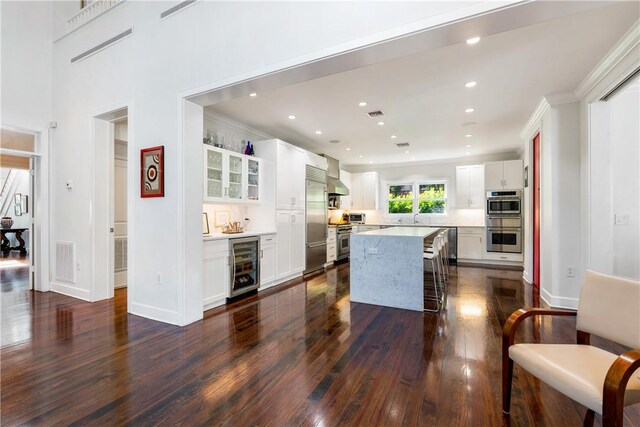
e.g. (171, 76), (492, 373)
(418, 182), (446, 214)
(388, 184), (413, 213)
(387, 182), (447, 214)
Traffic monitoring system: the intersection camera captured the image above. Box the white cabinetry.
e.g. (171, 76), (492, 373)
(276, 210), (305, 280)
(260, 234), (277, 289)
(276, 141), (307, 209)
(456, 165), (485, 208)
(484, 160), (523, 190)
(203, 240), (229, 310)
(350, 172), (378, 210)
(327, 227), (337, 263)
(457, 227), (484, 260)
(204, 145), (262, 203)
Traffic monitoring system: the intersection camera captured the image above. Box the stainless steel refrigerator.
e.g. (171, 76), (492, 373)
(304, 165), (327, 274)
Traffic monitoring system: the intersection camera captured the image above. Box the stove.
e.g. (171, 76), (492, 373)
(336, 224), (352, 260)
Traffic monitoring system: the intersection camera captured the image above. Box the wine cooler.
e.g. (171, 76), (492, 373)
(229, 237), (260, 298)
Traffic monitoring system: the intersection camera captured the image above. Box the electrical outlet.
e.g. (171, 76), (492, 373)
(157, 272), (163, 285)
(567, 266), (575, 277)
(76, 261), (81, 271)
(367, 247), (378, 254)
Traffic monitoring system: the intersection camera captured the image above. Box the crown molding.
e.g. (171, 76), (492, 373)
(519, 97), (550, 141)
(203, 110), (273, 140)
(545, 91), (578, 105)
(574, 20), (640, 100)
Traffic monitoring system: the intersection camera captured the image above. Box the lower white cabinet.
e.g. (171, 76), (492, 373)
(203, 240), (229, 310)
(276, 210), (305, 280)
(458, 227), (484, 260)
(260, 234), (277, 289)
(327, 227), (337, 263)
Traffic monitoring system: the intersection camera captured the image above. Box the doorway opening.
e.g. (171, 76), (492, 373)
(92, 107), (129, 302)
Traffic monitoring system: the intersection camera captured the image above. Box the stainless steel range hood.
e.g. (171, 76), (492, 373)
(321, 155), (350, 196)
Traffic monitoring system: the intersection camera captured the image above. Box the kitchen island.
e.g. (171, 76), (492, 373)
(350, 226), (441, 311)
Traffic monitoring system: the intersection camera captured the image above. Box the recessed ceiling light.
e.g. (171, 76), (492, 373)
(358, 102), (367, 107)
(466, 36), (480, 45)
(465, 108), (475, 113)
(465, 134), (473, 138)
(465, 81), (477, 88)
(346, 148), (351, 151)
(288, 115), (296, 120)
(315, 130), (322, 135)
(359, 155), (364, 158)
(465, 144), (472, 148)
(390, 135), (397, 139)
(405, 150), (410, 154)
(411, 157), (416, 160)
(377, 121), (385, 126)
(466, 152), (471, 155)
(369, 161), (373, 164)
(249, 92), (257, 97)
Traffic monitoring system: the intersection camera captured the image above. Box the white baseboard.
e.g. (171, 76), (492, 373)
(540, 287), (579, 310)
(203, 295), (226, 311)
(50, 281), (91, 301)
(522, 270), (532, 284)
(130, 301), (180, 325)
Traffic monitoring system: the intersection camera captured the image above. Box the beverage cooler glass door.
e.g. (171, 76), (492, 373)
(229, 237), (260, 297)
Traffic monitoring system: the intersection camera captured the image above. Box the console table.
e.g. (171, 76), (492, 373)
(1, 228), (28, 255)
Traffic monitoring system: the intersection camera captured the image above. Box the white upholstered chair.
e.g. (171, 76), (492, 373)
(502, 270), (640, 427)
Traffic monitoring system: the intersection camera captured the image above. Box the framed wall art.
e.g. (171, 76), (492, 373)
(141, 146), (164, 198)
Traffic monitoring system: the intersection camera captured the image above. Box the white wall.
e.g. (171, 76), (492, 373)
(609, 83), (639, 279)
(589, 81), (640, 280)
(1, 1), (53, 131)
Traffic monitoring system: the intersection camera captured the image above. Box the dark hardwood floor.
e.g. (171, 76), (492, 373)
(2, 261), (639, 426)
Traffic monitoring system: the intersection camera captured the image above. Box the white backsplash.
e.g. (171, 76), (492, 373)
(334, 207), (485, 226)
(203, 203), (250, 233)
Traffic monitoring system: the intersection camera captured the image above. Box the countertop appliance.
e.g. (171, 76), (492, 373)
(348, 213), (366, 224)
(486, 190), (523, 254)
(321, 155), (349, 196)
(486, 190), (522, 216)
(336, 224), (352, 261)
(229, 236), (260, 298)
(305, 165), (328, 275)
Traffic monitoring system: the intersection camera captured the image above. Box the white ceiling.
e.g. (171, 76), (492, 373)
(207, 3), (638, 167)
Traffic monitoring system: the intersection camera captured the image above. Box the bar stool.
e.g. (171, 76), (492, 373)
(425, 231), (448, 291)
(423, 234), (444, 312)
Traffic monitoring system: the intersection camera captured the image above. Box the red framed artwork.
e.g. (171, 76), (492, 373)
(140, 146), (164, 198)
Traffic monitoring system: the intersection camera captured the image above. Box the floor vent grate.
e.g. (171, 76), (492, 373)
(55, 241), (76, 283)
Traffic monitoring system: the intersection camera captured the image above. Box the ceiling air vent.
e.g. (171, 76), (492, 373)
(70, 28), (133, 63)
(161, 0), (197, 19)
(367, 110), (384, 118)
(396, 143), (410, 148)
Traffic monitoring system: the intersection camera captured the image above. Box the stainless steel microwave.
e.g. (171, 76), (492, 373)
(486, 190), (522, 216)
(348, 213), (366, 224)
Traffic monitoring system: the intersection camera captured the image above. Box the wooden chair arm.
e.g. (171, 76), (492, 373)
(602, 349), (640, 427)
(503, 308), (577, 348)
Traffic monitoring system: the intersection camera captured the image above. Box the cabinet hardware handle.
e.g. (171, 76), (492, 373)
(260, 250), (263, 258)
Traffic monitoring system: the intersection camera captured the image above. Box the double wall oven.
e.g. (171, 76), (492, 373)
(486, 190), (522, 254)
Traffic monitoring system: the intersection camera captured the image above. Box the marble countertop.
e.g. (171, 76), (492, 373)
(203, 230), (276, 241)
(355, 226), (442, 238)
(357, 222), (485, 228)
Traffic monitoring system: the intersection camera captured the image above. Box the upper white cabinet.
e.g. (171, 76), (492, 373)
(350, 172), (378, 210)
(203, 145), (262, 203)
(276, 141), (307, 210)
(456, 165), (485, 208)
(484, 160), (523, 190)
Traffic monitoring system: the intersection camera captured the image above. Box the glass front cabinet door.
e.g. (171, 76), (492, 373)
(203, 145), (261, 203)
